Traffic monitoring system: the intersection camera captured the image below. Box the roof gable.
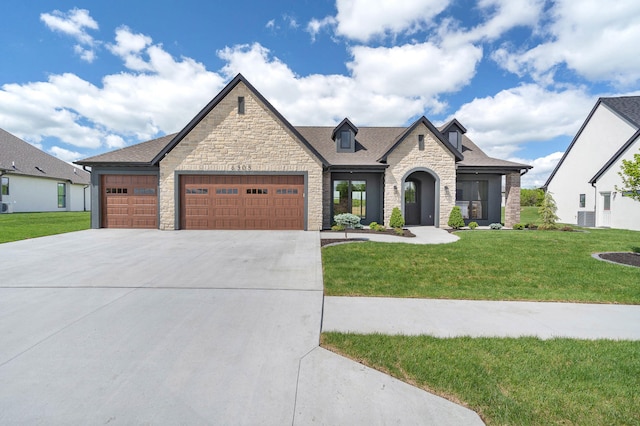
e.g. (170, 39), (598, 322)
(1, 128), (90, 184)
(545, 97), (640, 188)
(589, 129), (640, 184)
(151, 74), (328, 166)
(377, 116), (464, 162)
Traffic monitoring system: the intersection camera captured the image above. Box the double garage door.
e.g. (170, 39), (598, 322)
(101, 174), (305, 230)
(180, 175), (304, 230)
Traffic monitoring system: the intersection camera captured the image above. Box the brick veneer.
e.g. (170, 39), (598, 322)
(158, 82), (324, 230)
(504, 172), (521, 227)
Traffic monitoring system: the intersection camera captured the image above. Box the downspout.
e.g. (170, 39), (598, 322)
(83, 185), (89, 212)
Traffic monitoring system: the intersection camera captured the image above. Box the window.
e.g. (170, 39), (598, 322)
(456, 180), (488, 220)
(333, 179), (366, 218)
(1, 177), (8, 195)
(579, 194), (586, 208)
(603, 193), (611, 211)
(448, 131), (458, 145)
(134, 188), (156, 195)
(215, 188), (238, 195)
(57, 183), (66, 208)
(404, 181), (417, 203)
(246, 188), (268, 194)
(340, 130), (352, 150)
(186, 188), (208, 194)
(238, 96), (245, 114)
(418, 135), (425, 151)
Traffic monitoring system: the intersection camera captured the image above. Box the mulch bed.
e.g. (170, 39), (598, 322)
(596, 252), (640, 268)
(321, 228), (415, 247)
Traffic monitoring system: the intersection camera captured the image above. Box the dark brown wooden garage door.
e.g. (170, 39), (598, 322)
(101, 175), (158, 228)
(180, 175), (304, 230)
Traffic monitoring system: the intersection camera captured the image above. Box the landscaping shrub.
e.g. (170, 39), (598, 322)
(537, 223), (557, 231)
(513, 223), (525, 230)
(561, 225), (574, 232)
(526, 223), (538, 230)
(490, 223), (503, 230)
(331, 224), (345, 231)
(447, 206), (465, 229)
(394, 228), (404, 236)
(368, 221), (386, 232)
(389, 207), (405, 229)
(468, 221), (478, 230)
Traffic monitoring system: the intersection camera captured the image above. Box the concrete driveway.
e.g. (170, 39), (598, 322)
(0, 230), (481, 425)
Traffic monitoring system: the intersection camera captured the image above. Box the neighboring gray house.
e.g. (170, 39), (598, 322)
(545, 96), (640, 231)
(0, 128), (91, 213)
(77, 74), (530, 230)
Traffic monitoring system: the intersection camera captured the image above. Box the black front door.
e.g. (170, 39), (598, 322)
(404, 180), (420, 225)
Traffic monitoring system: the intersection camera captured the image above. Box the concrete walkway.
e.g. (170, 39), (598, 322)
(321, 225), (459, 244)
(322, 297), (640, 340)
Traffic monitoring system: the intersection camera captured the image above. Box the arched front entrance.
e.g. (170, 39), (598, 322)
(402, 169), (438, 226)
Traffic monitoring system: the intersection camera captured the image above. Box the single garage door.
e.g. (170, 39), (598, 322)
(180, 175), (304, 230)
(101, 175), (158, 228)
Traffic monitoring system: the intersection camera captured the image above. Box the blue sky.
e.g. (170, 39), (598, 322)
(2, 0), (640, 187)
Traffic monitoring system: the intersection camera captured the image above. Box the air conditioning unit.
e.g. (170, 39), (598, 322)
(1, 202), (13, 213)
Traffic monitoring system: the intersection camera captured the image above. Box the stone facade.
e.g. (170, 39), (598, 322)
(504, 172), (521, 228)
(158, 82), (324, 230)
(384, 125), (456, 227)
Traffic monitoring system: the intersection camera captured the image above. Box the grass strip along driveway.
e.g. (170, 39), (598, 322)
(322, 227), (640, 425)
(322, 334), (640, 426)
(0, 212), (90, 243)
(323, 228), (640, 304)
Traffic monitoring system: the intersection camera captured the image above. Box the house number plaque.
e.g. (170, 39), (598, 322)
(230, 164), (252, 171)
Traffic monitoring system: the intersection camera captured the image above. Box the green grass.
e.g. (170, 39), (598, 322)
(0, 212), (90, 243)
(322, 228), (640, 303)
(322, 333), (640, 426)
(519, 206), (542, 225)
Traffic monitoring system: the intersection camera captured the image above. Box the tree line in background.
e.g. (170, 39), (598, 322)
(520, 188), (545, 206)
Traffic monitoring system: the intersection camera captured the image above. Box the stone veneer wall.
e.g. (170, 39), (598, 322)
(158, 82), (324, 230)
(504, 172), (521, 228)
(384, 126), (456, 227)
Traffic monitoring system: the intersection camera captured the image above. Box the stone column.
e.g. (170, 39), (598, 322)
(504, 172), (521, 228)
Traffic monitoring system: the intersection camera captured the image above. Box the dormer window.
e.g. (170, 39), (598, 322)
(340, 130), (352, 150)
(448, 131), (458, 147)
(442, 118), (466, 153)
(332, 118), (358, 153)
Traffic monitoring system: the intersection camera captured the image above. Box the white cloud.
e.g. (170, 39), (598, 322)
(0, 27), (225, 152)
(41, 8), (99, 62)
(49, 146), (85, 163)
(218, 43), (458, 125)
(493, 0), (640, 86)
(449, 84), (595, 158)
(306, 16), (337, 41)
(332, 0), (451, 42)
(513, 151), (564, 188)
(438, 0), (545, 46)
(347, 42), (482, 98)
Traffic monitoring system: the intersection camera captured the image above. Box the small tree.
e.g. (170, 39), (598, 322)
(616, 152), (640, 202)
(389, 207), (405, 229)
(538, 191), (559, 228)
(334, 213), (361, 238)
(447, 206), (465, 229)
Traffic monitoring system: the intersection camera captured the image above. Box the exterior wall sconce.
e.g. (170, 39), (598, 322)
(393, 185), (398, 192)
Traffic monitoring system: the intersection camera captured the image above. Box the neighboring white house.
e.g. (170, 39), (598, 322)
(545, 97), (640, 231)
(0, 128), (91, 213)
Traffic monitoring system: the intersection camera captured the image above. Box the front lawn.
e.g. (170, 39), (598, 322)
(322, 333), (640, 426)
(0, 212), (90, 243)
(322, 228), (640, 304)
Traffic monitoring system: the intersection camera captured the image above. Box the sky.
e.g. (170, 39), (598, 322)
(1, 0), (640, 188)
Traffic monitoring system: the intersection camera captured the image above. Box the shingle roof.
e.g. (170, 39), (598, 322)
(0, 128), (90, 184)
(76, 133), (176, 165)
(600, 96), (640, 127)
(297, 126), (406, 166)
